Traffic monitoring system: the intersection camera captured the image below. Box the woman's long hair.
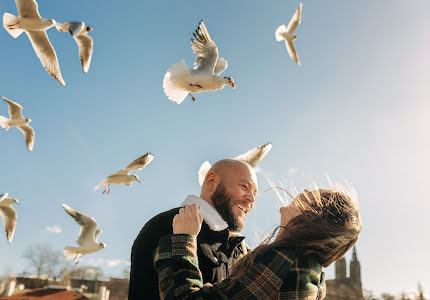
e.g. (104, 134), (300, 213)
(227, 188), (362, 286)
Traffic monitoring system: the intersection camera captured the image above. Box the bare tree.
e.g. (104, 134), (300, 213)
(417, 282), (425, 300)
(22, 244), (66, 279)
(122, 266), (130, 279)
(381, 293), (395, 300)
(69, 266), (104, 281)
(364, 289), (379, 300)
(400, 291), (412, 300)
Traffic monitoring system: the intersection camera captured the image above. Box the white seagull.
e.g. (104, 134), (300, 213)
(62, 204), (105, 264)
(55, 22), (94, 73)
(0, 97), (35, 151)
(163, 20), (236, 104)
(198, 142), (273, 185)
(275, 3), (302, 65)
(0, 193), (19, 243)
(2, 0), (66, 85)
(95, 152), (154, 194)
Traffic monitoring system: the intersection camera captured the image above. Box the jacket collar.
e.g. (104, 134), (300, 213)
(181, 195), (228, 232)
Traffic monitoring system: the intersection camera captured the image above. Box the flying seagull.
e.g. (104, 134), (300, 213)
(275, 3), (302, 65)
(0, 193), (19, 243)
(163, 20), (235, 104)
(95, 152), (154, 194)
(55, 22), (94, 73)
(198, 142), (272, 185)
(62, 204), (105, 264)
(0, 97), (35, 151)
(2, 0), (66, 85)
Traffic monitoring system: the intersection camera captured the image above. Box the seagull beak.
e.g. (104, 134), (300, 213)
(230, 81), (236, 89)
(137, 178), (141, 183)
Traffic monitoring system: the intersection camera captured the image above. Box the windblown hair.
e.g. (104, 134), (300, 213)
(227, 188), (362, 287)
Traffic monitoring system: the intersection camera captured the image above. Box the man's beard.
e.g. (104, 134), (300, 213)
(211, 182), (244, 232)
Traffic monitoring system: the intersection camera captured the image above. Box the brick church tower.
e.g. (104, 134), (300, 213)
(325, 246), (364, 300)
(349, 246), (363, 297)
(335, 257), (347, 280)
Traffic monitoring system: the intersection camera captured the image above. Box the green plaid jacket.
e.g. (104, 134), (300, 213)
(153, 234), (326, 300)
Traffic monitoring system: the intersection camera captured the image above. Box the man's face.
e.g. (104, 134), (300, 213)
(211, 165), (258, 232)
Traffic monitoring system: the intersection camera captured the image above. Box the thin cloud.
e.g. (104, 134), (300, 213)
(287, 168), (297, 177)
(84, 258), (130, 268)
(45, 225), (62, 234)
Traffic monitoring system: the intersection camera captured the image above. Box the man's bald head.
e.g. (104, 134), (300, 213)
(209, 159), (253, 180)
(200, 159), (258, 232)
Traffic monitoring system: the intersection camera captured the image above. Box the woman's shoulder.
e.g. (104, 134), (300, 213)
(278, 249), (325, 299)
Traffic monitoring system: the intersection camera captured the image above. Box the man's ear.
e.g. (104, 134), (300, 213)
(204, 171), (219, 193)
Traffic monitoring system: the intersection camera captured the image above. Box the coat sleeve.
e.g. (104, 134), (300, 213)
(154, 234), (294, 300)
(129, 208), (178, 300)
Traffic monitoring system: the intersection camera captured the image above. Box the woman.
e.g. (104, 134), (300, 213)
(153, 188), (362, 300)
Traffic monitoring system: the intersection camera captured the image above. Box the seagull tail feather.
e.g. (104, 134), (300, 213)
(163, 59), (190, 104)
(64, 246), (80, 257)
(275, 24), (288, 42)
(94, 180), (106, 190)
(3, 13), (23, 38)
(0, 115), (9, 130)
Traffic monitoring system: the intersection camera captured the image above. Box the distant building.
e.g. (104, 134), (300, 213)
(0, 288), (89, 300)
(0, 277), (128, 300)
(325, 246), (364, 300)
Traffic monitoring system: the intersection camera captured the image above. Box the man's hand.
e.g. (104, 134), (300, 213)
(173, 204), (203, 236)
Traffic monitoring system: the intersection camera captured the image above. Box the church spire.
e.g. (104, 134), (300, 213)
(351, 246), (358, 262)
(349, 246), (362, 296)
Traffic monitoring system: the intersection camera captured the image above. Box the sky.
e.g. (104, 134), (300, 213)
(0, 0), (429, 296)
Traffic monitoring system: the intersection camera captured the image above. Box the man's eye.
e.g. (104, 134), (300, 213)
(241, 185), (247, 190)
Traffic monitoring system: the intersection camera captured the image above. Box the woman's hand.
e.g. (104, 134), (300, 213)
(275, 204), (301, 242)
(279, 203), (301, 227)
(173, 204), (203, 236)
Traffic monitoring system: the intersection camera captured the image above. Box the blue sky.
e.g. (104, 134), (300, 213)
(1, 0), (429, 296)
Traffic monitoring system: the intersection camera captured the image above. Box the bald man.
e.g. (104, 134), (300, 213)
(128, 159), (258, 300)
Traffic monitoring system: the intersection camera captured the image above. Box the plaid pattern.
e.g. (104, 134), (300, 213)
(154, 234), (326, 300)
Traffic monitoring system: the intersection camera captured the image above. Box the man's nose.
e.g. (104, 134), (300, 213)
(245, 191), (255, 205)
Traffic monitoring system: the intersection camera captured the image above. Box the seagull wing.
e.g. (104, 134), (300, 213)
(213, 57), (228, 75)
(2, 97), (23, 120)
(123, 152), (154, 173)
(286, 3), (302, 33)
(285, 40), (300, 65)
(0, 206), (17, 243)
(17, 124), (35, 151)
(25, 30), (66, 86)
(62, 204), (98, 246)
(0, 194), (8, 202)
(94, 229), (102, 242)
(234, 143), (273, 167)
(191, 21), (219, 74)
(198, 161), (212, 186)
(16, 0), (40, 18)
(73, 34), (93, 73)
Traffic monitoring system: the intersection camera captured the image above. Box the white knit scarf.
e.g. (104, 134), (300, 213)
(180, 195), (228, 231)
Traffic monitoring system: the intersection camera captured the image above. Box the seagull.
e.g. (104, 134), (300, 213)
(2, 0), (66, 85)
(198, 142), (272, 185)
(62, 204), (105, 264)
(0, 193), (19, 243)
(275, 3), (302, 65)
(0, 97), (35, 151)
(95, 152), (154, 194)
(163, 20), (236, 104)
(55, 22), (94, 73)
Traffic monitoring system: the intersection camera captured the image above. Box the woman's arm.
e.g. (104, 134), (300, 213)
(154, 204), (225, 299)
(153, 205), (295, 300)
